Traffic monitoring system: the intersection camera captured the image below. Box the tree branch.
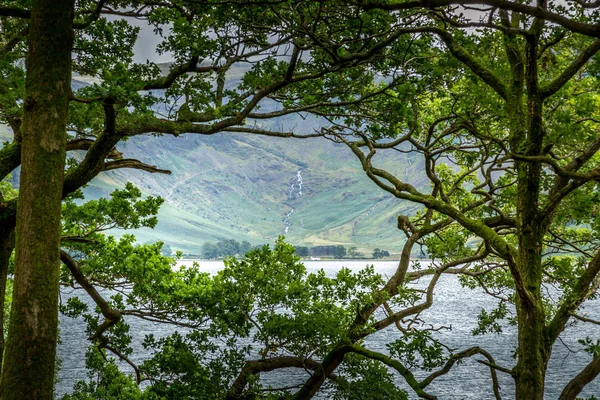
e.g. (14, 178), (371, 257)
(59, 250), (122, 340)
(103, 158), (172, 174)
(0, 6), (30, 18)
(346, 343), (436, 400)
(546, 249), (600, 347)
(227, 356), (332, 399)
(362, 0), (600, 37)
(559, 354), (600, 400)
(540, 38), (600, 99)
(67, 138), (122, 159)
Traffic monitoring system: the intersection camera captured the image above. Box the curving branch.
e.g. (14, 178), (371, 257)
(546, 248), (600, 347)
(224, 127), (324, 138)
(432, 28), (507, 99)
(543, 135), (600, 220)
(347, 343), (507, 400)
(540, 38), (600, 99)
(0, 27), (28, 55)
(346, 138), (520, 263)
(72, 0), (107, 29)
(346, 343), (436, 399)
(559, 355), (600, 400)
(362, 0), (600, 37)
(103, 158), (172, 174)
(67, 138), (122, 159)
(60, 250), (122, 340)
(509, 153), (600, 182)
(226, 356), (333, 399)
(369, 250), (490, 333)
(290, 344), (351, 400)
(0, 142), (21, 182)
(99, 343), (145, 384)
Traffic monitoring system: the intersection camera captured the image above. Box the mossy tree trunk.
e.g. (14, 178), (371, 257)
(0, 0), (74, 398)
(0, 226), (13, 367)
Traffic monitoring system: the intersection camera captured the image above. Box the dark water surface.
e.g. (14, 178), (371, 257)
(57, 261), (600, 399)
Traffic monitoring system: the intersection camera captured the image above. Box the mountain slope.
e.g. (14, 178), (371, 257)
(90, 131), (424, 254)
(1, 75), (426, 255)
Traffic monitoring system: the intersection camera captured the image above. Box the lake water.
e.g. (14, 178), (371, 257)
(57, 260), (600, 399)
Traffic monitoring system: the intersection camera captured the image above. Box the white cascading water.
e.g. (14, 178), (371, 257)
(284, 170), (303, 233)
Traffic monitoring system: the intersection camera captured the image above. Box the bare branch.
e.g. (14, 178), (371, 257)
(227, 356), (333, 399)
(559, 355), (600, 400)
(103, 158), (172, 174)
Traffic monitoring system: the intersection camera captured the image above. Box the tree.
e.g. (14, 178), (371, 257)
(6, 1), (600, 399)
(202, 242), (218, 260)
(317, 2), (600, 399)
(0, 1), (74, 398)
(59, 235), (411, 400)
(0, 3), (406, 395)
(240, 241), (252, 256)
(294, 246), (309, 258)
(0, 175), (15, 366)
(347, 246), (363, 259)
(333, 245), (346, 259)
(218, 239), (241, 258)
(372, 248), (382, 259)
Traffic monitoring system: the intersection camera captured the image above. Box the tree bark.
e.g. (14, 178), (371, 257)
(0, 0), (74, 398)
(513, 206), (548, 400)
(291, 346), (348, 400)
(512, 90), (548, 400)
(0, 227), (14, 368)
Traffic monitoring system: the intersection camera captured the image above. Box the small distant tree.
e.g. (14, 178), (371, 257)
(372, 249), (383, 259)
(347, 247), (363, 259)
(295, 246), (309, 258)
(201, 242), (218, 260)
(240, 241), (252, 256)
(333, 245), (347, 259)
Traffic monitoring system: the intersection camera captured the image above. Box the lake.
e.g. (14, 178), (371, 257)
(57, 260), (600, 399)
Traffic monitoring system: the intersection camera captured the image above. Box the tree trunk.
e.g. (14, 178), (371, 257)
(514, 295), (548, 400)
(513, 215), (547, 400)
(513, 121), (547, 400)
(0, 227), (14, 368)
(0, 0), (74, 398)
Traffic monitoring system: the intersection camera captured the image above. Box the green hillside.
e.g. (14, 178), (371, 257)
(88, 132), (425, 254)
(0, 74), (427, 255)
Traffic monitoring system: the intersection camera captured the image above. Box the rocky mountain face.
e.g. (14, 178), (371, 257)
(88, 130), (424, 254)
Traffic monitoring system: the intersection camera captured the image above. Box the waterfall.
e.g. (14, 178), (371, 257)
(288, 170), (303, 200)
(284, 208), (294, 233)
(284, 170), (303, 233)
(297, 170), (303, 196)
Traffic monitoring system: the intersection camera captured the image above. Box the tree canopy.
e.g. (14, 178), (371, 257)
(3, 0), (600, 399)
(322, 2), (600, 400)
(0, 1), (416, 396)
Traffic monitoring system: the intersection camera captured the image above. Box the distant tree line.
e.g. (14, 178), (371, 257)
(202, 239), (253, 259)
(199, 240), (393, 260)
(294, 245), (390, 259)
